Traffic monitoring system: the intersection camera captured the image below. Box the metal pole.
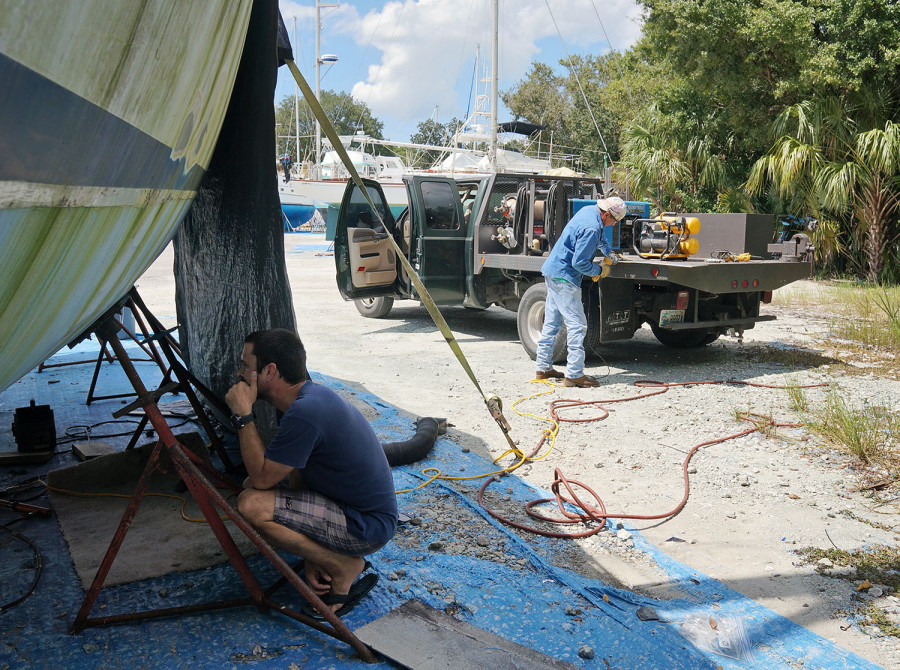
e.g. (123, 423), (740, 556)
(490, 0), (498, 169)
(294, 16), (300, 165)
(315, 1), (322, 179)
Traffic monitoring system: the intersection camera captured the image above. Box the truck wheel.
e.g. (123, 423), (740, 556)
(649, 323), (710, 348)
(355, 297), (394, 318)
(517, 283), (566, 363)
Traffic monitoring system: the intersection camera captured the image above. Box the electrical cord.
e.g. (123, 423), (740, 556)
(0, 481), (49, 612)
(39, 480), (236, 524)
(393, 363), (618, 495)
(0, 518), (43, 613)
(55, 414), (199, 452)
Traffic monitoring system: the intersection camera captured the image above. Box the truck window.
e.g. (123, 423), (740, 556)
(348, 184), (389, 232)
(421, 181), (459, 231)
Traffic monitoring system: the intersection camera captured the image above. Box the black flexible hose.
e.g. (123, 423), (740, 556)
(381, 417), (439, 467)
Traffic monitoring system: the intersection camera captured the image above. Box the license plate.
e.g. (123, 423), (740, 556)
(659, 309), (685, 326)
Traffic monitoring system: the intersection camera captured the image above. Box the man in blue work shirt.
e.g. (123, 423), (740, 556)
(535, 197), (627, 387)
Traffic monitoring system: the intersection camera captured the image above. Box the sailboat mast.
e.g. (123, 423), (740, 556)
(293, 17), (300, 164)
(314, 0), (322, 178)
(490, 0), (498, 168)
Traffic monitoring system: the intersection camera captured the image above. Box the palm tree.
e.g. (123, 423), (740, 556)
(748, 95), (900, 282)
(617, 106), (727, 212)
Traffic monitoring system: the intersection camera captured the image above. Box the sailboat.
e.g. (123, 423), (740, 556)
(277, 0), (557, 237)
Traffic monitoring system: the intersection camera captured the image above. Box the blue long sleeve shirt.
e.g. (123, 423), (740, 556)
(541, 205), (612, 284)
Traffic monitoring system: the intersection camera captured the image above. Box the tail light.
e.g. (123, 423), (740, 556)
(676, 291), (689, 310)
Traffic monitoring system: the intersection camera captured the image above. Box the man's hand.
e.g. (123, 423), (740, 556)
(305, 561), (332, 595)
(226, 371), (258, 416)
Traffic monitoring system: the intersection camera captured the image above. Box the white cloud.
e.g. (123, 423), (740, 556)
(279, 0), (642, 138)
(341, 1), (640, 122)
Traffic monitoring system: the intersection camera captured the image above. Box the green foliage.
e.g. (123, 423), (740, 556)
(616, 104), (730, 210)
(747, 94), (900, 281)
(407, 117), (464, 168)
(807, 0), (900, 95)
(501, 51), (664, 174)
(496, 0), (900, 262)
(274, 90), (384, 163)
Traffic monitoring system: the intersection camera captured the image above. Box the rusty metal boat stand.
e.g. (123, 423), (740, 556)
(67, 303), (378, 664)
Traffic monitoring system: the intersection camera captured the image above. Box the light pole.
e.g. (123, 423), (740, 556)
(314, 1), (339, 178)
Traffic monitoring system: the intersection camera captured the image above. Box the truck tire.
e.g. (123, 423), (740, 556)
(355, 296), (394, 318)
(517, 283), (566, 363)
(649, 322), (712, 348)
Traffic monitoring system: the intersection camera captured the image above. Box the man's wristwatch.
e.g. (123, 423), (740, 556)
(230, 412), (256, 430)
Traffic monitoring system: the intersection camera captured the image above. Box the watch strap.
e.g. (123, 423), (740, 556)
(230, 412), (256, 429)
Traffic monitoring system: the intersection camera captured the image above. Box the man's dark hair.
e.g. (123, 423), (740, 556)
(245, 329), (307, 384)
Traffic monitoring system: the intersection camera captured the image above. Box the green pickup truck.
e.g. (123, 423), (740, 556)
(333, 173), (811, 362)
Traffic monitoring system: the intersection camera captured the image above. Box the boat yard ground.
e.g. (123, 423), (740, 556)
(1, 233), (899, 669)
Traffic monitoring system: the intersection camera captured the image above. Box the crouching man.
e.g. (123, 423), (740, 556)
(225, 329), (397, 617)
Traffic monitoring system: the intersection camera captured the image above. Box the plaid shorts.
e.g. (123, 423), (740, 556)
(273, 488), (383, 557)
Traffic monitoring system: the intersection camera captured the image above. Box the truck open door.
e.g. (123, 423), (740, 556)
(334, 178), (402, 302)
(406, 176), (468, 304)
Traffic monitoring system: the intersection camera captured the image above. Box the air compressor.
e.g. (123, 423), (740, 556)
(635, 214), (701, 259)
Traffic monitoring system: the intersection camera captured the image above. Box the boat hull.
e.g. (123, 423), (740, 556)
(279, 178), (408, 239)
(0, 0), (253, 392)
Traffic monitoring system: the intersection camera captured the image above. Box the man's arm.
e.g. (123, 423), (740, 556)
(596, 230), (613, 258)
(225, 372), (294, 490)
(571, 229), (602, 277)
(235, 422), (294, 490)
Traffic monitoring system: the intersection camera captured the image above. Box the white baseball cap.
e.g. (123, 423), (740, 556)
(597, 197), (627, 221)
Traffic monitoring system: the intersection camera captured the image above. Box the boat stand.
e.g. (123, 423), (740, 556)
(68, 313), (378, 664)
(111, 288), (235, 471)
(84, 293), (169, 406)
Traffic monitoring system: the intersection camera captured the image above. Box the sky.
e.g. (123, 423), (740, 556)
(275, 0), (643, 143)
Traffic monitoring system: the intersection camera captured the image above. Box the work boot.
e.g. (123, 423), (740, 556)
(535, 368), (565, 380)
(564, 375), (599, 388)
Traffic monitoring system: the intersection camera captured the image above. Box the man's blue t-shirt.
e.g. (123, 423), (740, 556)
(264, 381), (398, 545)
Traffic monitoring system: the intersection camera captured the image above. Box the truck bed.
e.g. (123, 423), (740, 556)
(478, 253), (810, 293)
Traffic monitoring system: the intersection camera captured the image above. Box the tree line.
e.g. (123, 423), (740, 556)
(274, 1), (899, 283)
(502, 0), (900, 283)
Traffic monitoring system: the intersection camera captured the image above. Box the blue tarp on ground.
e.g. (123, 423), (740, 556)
(0, 344), (880, 669)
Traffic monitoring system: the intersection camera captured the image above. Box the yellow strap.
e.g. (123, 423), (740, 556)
(284, 59), (516, 450)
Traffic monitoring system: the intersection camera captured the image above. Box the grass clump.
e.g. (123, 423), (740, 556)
(806, 390), (899, 466)
(854, 602), (900, 638)
(830, 285), (900, 352)
(785, 378), (808, 413)
(796, 545), (900, 592)
(798, 545), (900, 639)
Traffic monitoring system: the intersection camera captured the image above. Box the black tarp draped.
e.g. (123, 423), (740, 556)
(174, 0), (296, 442)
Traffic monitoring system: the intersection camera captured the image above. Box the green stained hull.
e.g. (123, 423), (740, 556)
(0, 1), (254, 392)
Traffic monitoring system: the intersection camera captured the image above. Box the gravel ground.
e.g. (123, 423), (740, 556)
(138, 238), (900, 668)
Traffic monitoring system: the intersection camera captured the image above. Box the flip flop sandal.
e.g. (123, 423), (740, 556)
(301, 572), (378, 621)
(293, 559), (371, 583)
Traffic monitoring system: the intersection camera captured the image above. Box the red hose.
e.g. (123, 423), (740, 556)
(478, 379), (826, 538)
